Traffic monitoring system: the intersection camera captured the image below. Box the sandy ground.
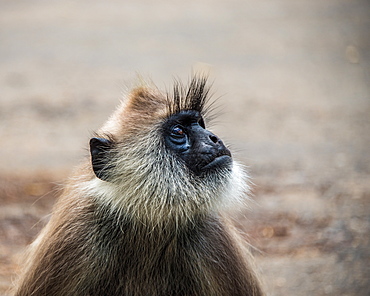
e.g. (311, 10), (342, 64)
(0, 0), (369, 295)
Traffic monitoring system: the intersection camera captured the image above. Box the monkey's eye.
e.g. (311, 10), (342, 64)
(170, 126), (187, 146)
(171, 126), (186, 138)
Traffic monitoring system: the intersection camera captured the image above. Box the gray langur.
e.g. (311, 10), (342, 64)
(14, 76), (264, 296)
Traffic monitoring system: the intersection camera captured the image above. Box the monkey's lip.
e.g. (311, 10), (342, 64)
(202, 155), (232, 171)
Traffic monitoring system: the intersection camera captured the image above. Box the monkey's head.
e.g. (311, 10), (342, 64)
(87, 76), (248, 224)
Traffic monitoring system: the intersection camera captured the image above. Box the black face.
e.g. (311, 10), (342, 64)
(162, 110), (232, 176)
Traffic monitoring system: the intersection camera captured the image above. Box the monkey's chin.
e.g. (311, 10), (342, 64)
(201, 155), (232, 172)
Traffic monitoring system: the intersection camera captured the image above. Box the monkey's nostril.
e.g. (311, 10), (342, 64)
(209, 135), (218, 144)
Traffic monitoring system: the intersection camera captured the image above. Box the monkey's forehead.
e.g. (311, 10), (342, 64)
(98, 76), (211, 136)
(127, 76), (209, 116)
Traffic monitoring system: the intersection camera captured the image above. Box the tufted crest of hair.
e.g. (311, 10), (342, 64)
(81, 75), (249, 227)
(167, 75), (210, 115)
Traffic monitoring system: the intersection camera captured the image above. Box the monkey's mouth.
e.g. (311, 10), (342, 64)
(201, 154), (232, 172)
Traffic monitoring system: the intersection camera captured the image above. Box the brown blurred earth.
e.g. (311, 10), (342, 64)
(0, 0), (369, 295)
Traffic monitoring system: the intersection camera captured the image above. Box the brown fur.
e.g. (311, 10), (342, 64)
(14, 77), (264, 296)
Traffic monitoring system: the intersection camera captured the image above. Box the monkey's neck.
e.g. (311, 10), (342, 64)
(94, 200), (213, 237)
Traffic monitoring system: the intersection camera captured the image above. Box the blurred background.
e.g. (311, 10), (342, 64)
(0, 0), (369, 295)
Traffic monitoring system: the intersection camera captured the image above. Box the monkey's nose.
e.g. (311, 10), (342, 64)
(209, 134), (219, 144)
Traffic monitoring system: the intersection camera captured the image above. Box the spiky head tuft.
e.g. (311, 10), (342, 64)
(166, 75), (211, 117)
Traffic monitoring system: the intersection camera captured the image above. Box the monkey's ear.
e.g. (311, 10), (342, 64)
(90, 137), (114, 181)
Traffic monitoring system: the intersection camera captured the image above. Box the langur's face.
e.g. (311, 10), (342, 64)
(162, 110), (232, 176)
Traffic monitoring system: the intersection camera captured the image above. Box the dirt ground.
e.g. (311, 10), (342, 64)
(0, 0), (369, 295)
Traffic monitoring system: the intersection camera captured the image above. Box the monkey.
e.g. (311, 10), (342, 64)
(14, 76), (264, 296)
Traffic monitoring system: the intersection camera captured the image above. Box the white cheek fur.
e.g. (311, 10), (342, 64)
(79, 155), (250, 227)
